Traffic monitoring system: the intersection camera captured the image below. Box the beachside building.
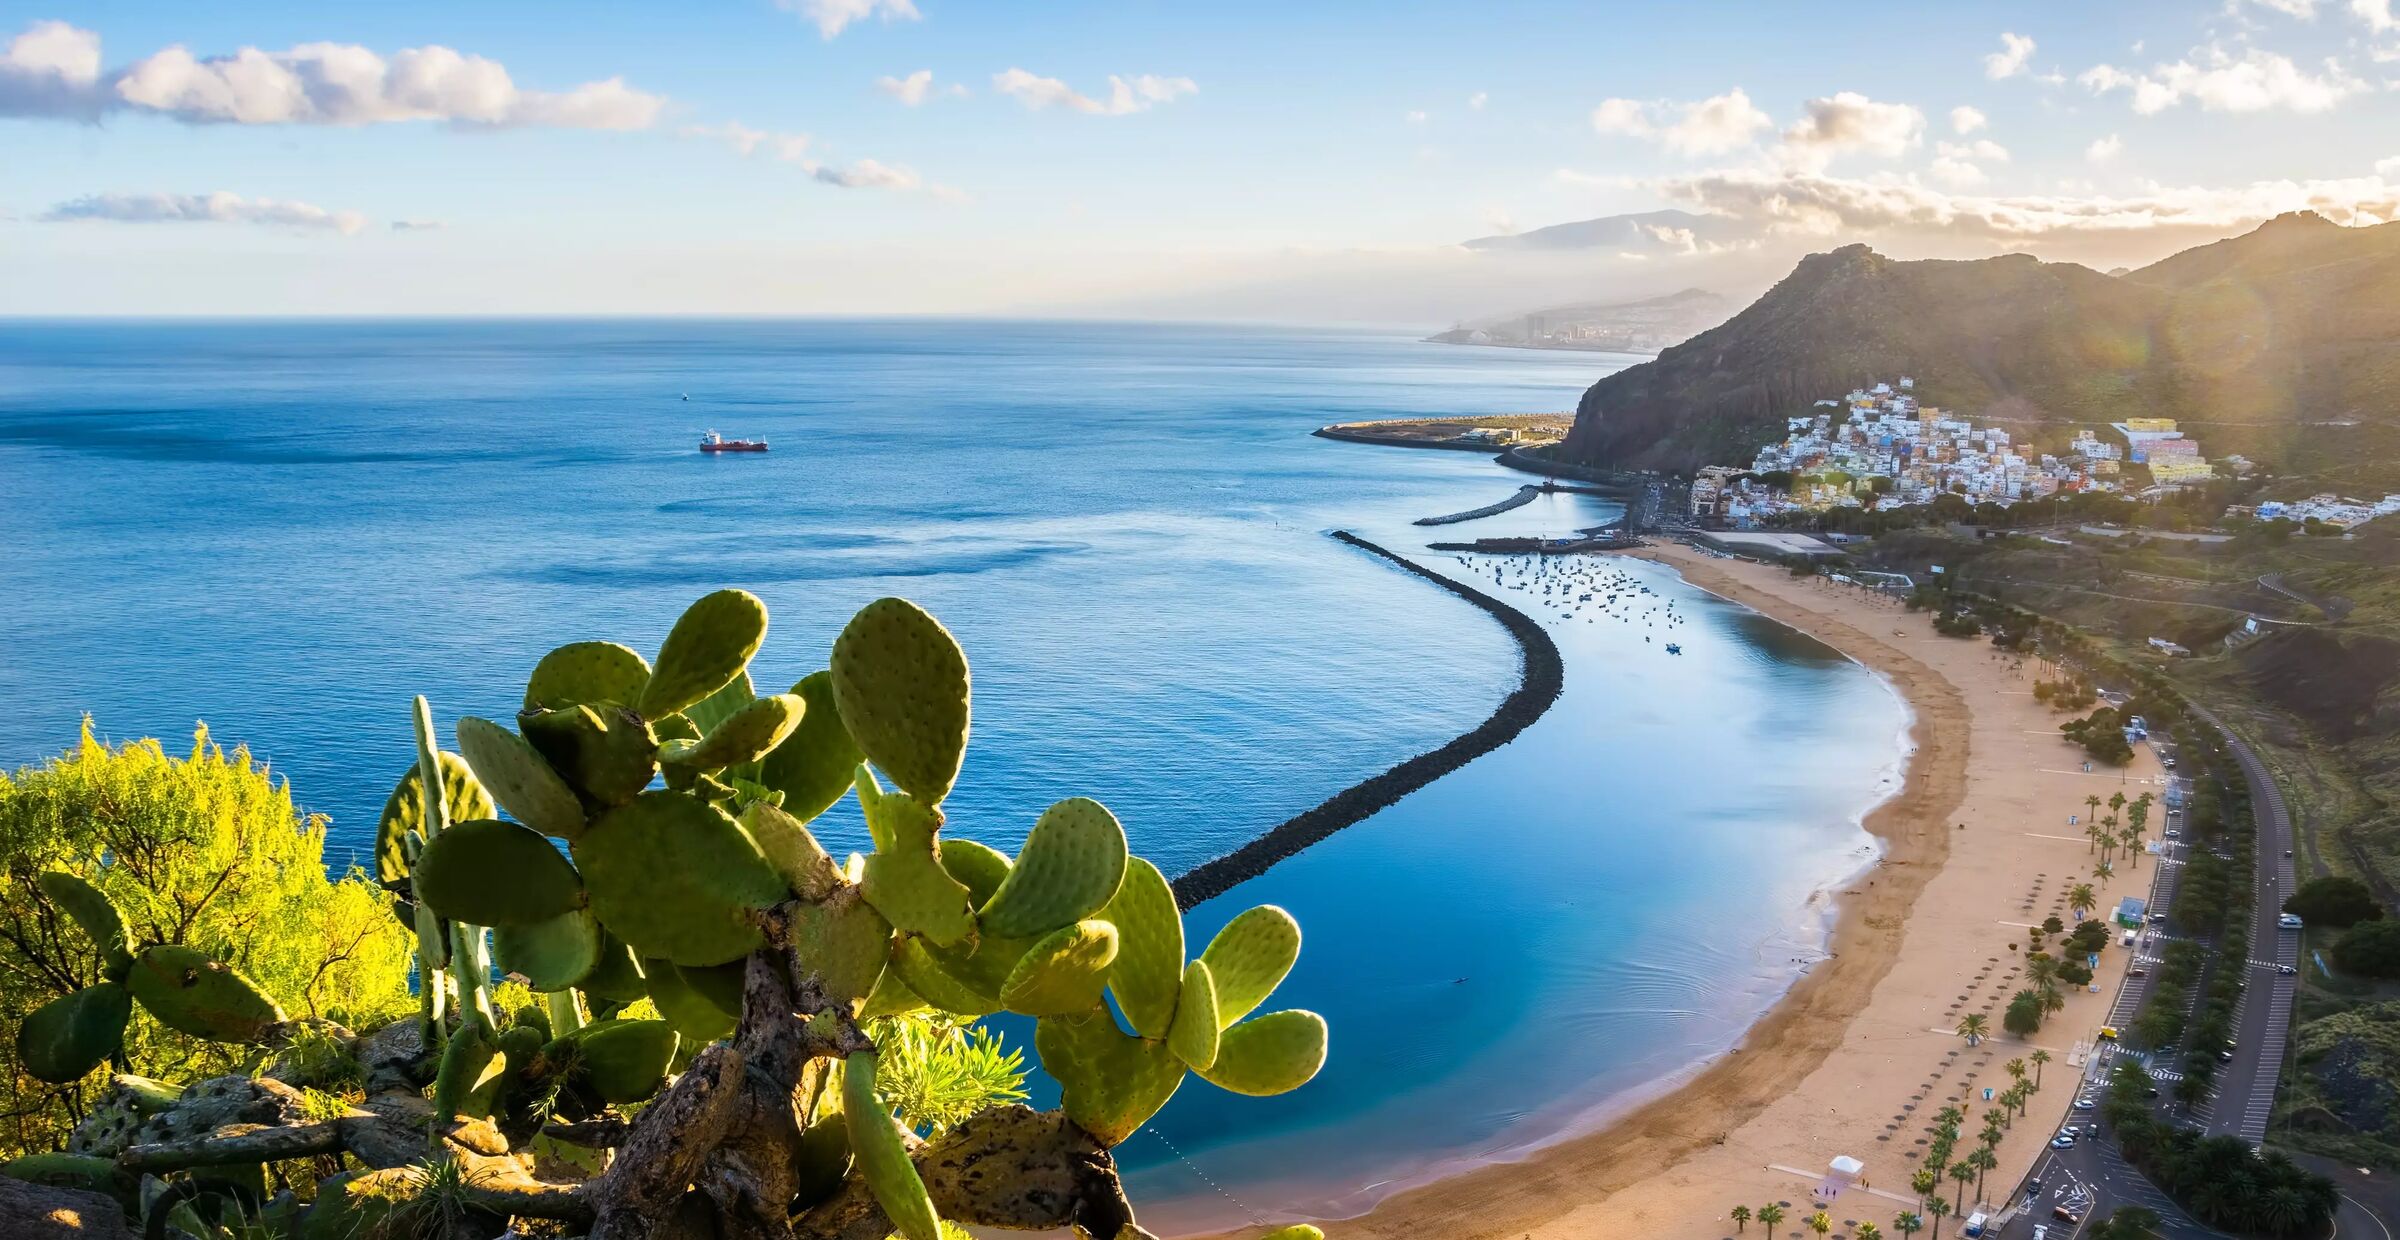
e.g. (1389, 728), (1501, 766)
(2115, 896), (2148, 928)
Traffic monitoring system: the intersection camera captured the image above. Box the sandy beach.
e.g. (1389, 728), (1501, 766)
(1291, 542), (2173, 1240)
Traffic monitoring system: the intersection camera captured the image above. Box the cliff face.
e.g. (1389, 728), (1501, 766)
(1561, 214), (2400, 473)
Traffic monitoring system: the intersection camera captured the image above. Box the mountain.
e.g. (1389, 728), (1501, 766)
(1561, 212), (2400, 474)
(1425, 288), (1734, 352)
(1462, 209), (1754, 254)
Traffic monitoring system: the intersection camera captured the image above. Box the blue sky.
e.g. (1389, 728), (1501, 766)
(8, 0), (2400, 317)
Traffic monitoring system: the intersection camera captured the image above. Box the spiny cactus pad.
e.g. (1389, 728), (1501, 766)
(524, 641), (652, 711)
(639, 589), (769, 719)
(935, 838), (1012, 905)
(38, 872), (133, 976)
(375, 752), (494, 887)
(891, 936), (1002, 1017)
(758, 670), (864, 823)
(455, 716), (588, 841)
(1192, 1009), (1326, 1097)
(1101, 857), (1182, 1040)
(574, 792), (786, 966)
(858, 964), (928, 1021)
(644, 959), (737, 1042)
(1000, 920), (1120, 1017)
(1166, 961), (1220, 1072)
(844, 1049), (944, 1240)
(126, 945), (284, 1042)
(830, 597), (971, 805)
(413, 818), (586, 928)
(670, 692), (805, 772)
(740, 801), (845, 903)
(978, 797), (1128, 939)
(675, 960), (748, 1018)
(17, 982), (132, 1083)
(1035, 1006), (1186, 1148)
(519, 704), (659, 808)
(788, 886), (892, 1006)
(579, 933), (648, 1003)
(1199, 906), (1300, 1030)
(491, 908), (602, 992)
(432, 1014), (503, 1120)
(571, 1019), (679, 1104)
(684, 668), (757, 738)
(855, 771), (975, 947)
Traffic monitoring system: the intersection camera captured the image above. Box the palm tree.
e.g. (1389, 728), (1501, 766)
(1911, 1168), (1939, 1198)
(2093, 859), (2114, 881)
(1808, 1211), (1833, 1240)
(1970, 1146), (1999, 1199)
(1857, 1223), (1883, 1240)
(1950, 1161), (1977, 1213)
(1732, 1205), (1752, 1233)
(2030, 1047), (2051, 1087)
(2005, 1057), (2027, 1086)
(1926, 1194), (1951, 1240)
(1893, 1211), (1923, 1240)
(2068, 884), (2096, 920)
(2085, 793), (2103, 834)
(1981, 1112), (2006, 1147)
(2109, 790), (2127, 815)
(1759, 1203), (1786, 1237)
(1956, 1013), (1988, 1046)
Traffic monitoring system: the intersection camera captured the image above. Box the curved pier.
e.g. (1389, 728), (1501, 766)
(1413, 485), (1541, 526)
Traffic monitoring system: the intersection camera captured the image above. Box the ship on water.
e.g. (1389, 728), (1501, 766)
(699, 429), (767, 453)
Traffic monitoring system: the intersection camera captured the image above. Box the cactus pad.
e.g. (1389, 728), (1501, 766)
(432, 1014), (503, 1120)
(1166, 960), (1220, 1071)
(758, 670), (864, 823)
(1193, 1009), (1326, 1097)
(571, 1019), (678, 1104)
(413, 818), (586, 928)
(890, 936), (1001, 1017)
(491, 908), (602, 992)
(644, 959), (736, 1042)
(524, 641), (652, 711)
(1035, 1006), (1186, 1148)
(740, 801), (845, 902)
(455, 717), (587, 841)
(684, 668), (757, 738)
(978, 797), (1128, 939)
(573, 792), (786, 966)
(855, 770), (974, 948)
(126, 945), (283, 1042)
(38, 872), (133, 976)
(670, 692), (805, 772)
(639, 589), (769, 718)
(857, 965), (928, 1020)
(935, 838), (1013, 905)
(788, 886), (892, 1007)
(1000, 920), (1120, 1017)
(519, 704), (659, 808)
(1101, 857), (1183, 1040)
(17, 983), (132, 1083)
(830, 597), (971, 805)
(375, 752), (493, 887)
(579, 932), (648, 1004)
(1199, 905), (1300, 1029)
(843, 1049), (944, 1240)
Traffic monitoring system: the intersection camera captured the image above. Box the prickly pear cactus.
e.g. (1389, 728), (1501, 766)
(830, 597), (971, 805)
(125, 944), (284, 1043)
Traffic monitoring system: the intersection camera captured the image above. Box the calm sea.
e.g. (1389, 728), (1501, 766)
(0, 320), (1905, 1228)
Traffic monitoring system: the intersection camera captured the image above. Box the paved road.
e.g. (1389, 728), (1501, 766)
(2187, 705), (2300, 1146)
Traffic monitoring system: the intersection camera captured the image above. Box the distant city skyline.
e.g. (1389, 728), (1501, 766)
(10, 0), (2400, 318)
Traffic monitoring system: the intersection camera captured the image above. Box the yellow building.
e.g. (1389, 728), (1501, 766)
(2147, 459), (2216, 484)
(2123, 417), (2179, 433)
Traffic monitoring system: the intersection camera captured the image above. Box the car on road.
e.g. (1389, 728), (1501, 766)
(2050, 1134), (2077, 1149)
(2098, 1025), (2120, 1040)
(2074, 1096), (2096, 1109)
(2054, 1204), (2085, 1224)
(2280, 912), (2305, 929)
(2278, 964), (2298, 975)
(2129, 966), (2148, 977)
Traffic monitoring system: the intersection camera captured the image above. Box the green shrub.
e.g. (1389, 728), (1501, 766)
(2336, 921), (2400, 978)
(2286, 876), (2385, 929)
(0, 722), (417, 1157)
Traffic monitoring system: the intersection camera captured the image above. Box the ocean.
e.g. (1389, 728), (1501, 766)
(0, 319), (1906, 1228)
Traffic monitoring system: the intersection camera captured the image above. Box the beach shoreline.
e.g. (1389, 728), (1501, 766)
(1189, 537), (2166, 1240)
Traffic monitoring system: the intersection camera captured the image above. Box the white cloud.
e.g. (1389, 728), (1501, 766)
(809, 158), (918, 189)
(1938, 138), (2010, 162)
(2354, 0), (2398, 31)
(2378, 154), (2400, 176)
(1467, 91), (1487, 110)
(2087, 133), (2124, 163)
(1930, 158), (1987, 187)
(0, 21), (663, 129)
(1654, 166), (2400, 241)
(681, 121), (813, 161)
(41, 190), (366, 234)
(2240, 0), (2319, 16)
(781, 0), (921, 39)
(1950, 105), (1988, 134)
(1779, 92), (1924, 167)
(389, 218), (444, 231)
(1985, 32), (2037, 80)
(2080, 45), (2363, 113)
(1930, 138), (2008, 187)
(877, 69), (936, 105)
(1406, 108), (1428, 123)
(991, 68), (1196, 115)
(1589, 87), (1773, 157)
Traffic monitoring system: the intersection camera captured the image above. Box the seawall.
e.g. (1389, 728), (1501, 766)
(1169, 530), (1566, 909)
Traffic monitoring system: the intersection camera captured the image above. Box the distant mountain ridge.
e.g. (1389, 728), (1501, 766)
(1426, 287), (1733, 352)
(1462, 209), (1753, 254)
(1561, 212), (2400, 473)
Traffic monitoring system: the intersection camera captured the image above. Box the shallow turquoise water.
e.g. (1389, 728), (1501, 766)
(0, 320), (1904, 1225)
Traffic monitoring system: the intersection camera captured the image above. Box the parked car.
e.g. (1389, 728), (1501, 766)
(2074, 1096), (2096, 1109)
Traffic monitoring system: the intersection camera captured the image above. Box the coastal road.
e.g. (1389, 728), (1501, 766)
(2187, 705), (2299, 1147)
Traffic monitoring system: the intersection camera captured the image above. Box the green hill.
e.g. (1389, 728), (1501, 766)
(1561, 212), (2400, 475)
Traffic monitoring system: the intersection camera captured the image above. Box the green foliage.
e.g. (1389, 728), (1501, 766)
(2286, 875), (2385, 929)
(2336, 920), (2400, 978)
(2062, 707), (2136, 766)
(868, 1014), (1027, 1136)
(0, 722), (415, 1158)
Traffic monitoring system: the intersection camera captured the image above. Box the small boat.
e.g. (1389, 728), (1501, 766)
(700, 430), (767, 453)
(1665, 643), (1683, 654)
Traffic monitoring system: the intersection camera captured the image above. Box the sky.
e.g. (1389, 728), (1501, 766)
(8, 0), (2400, 320)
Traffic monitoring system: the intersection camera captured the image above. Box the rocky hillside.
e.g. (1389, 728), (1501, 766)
(1561, 212), (2400, 473)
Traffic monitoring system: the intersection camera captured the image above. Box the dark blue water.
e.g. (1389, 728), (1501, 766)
(0, 320), (1904, 1228)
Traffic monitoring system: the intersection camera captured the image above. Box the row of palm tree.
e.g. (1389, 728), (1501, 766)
(2079, 790), (2158, 870)
(1730, 1204), (1918, 1239)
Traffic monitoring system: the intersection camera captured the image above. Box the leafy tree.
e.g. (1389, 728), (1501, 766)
(2284, 875), (2384, 929)
(1950, 1161), (1977, 1212)
(1857, 1223), (1882, 1240)
(1732, 1204), (1751, 1232)
(2334, 920), (2400, 978)
(2004, 990), (2044, 1037)
(2058, 960), (2093, 986)
(0, 722), (417, 1158)
(1925, 1195), (1950, 1240)
(2069, 883), (2098, 920)
(1956, 1013), (1989, 1046)
(1759, 1202), (1787, 1236)
(2089, 1205), (2161, 1239)
(1893, 1210), (1923, 1239)
(1809, 1210), (1833, 1240)
(2029, 1047), (2051, 1087)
